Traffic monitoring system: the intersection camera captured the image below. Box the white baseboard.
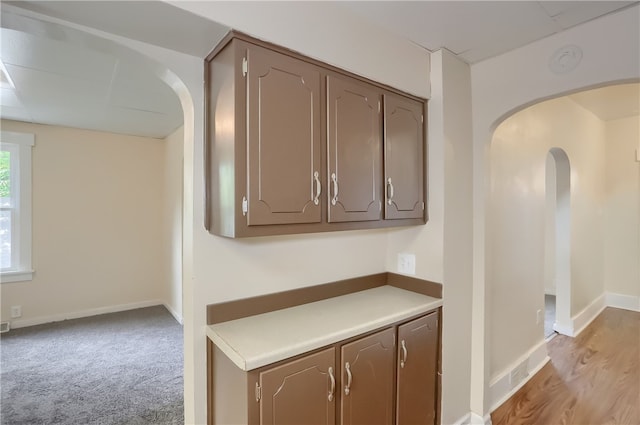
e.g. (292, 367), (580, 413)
(163, 302), (183, 325)
(605, 292), (640, 312)
(9, 300), (165, 329)
(489, 338), (549, 413)
(572, 293), (606, 337)
(451, 412), (492, 425)
(451, 413), (471, 425)
(470, 412), (492, 425)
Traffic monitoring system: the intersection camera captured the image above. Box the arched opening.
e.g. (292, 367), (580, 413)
(0, 5), (198, 423)
(544, 148), (571, 337)
(484, 80), (638, 416)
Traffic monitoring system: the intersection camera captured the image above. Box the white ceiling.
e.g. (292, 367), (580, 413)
(342, 1), (636, 64)
(0, 1), (229, 139)
(0, 1), (638, 138)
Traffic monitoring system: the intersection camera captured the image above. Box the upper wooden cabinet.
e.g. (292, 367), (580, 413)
(246, 46), (322, 226)
(205, 33), (427, 238)
(384, 94), (425, 220)
(327, 75), (382, 223)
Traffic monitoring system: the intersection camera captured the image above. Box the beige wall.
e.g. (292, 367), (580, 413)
(0, 119), (169, 325)
(163, 125), (183, 321)
(604, 115), (640, 298)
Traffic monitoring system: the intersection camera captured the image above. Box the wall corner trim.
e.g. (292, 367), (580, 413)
(571, 293), (607, 337)
(163, 302), (184, 325)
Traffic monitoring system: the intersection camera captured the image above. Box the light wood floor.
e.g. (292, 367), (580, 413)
(491, 307), (640, 425)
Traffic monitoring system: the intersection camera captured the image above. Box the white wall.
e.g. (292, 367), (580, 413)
(604, 115), (640, 301)
(163, 125), (183, 322)
(426, 49), (474, 425)
(163, 5), (435, 424)
(470, 4), (639, 415)
(0, 120), (167, 325)
(169, 1), (430, 99)
(489, 97), (606, 380)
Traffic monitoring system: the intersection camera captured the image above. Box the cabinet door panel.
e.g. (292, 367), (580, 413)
(396, 312), (438, 425)
(340, 328), (394, 425)
(260, 348), (336, 425)
(247, 46), (322, 226)
(384, 94), (425, 220)
(327, 75), (382, 223)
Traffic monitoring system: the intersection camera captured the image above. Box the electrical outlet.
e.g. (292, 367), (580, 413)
(536, 309), (543, 324)
(397, 253), (416, 275)
(10, 305), (22, 319)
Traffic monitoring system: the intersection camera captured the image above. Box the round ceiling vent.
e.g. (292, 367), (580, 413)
(549, 45), (583, 74)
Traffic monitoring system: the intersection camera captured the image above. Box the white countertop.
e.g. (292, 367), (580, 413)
(206, 285), (442, 371)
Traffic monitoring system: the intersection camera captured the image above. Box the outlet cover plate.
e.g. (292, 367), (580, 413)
(10, 306), (22, 319)
(397, 253), (416, 275)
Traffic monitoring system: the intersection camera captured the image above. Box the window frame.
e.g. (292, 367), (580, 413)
(0, 131), (34, 283)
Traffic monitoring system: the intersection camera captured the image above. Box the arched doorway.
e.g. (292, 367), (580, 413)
(544, 148), (571, 337)
(0, 4), (197, 422)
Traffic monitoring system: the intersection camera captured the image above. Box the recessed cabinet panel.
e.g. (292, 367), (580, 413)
(327, 75), (382, 223)
(340, 328), (395, 425)
(384, 94), (425, 220)
(259, 348), (336, 425)
(396, 312), (438, 425)
(247, 46), (322, 226)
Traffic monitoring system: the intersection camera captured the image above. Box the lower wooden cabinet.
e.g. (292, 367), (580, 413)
(210, 311), (439, 425)
(340, 328), (395, 425)
(396, 312), (439, 425)
(258, 348), (336, 425)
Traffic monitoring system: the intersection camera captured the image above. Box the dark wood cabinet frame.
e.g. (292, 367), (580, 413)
(204, 31), (428, 238)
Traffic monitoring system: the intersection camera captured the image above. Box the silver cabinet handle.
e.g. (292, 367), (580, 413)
(400, 339), (407, 368)
(387, 178), (394, 205)
(313, 171), (321, 205)
(344, 362), (352, 395)
(328, 366), (335, 402)
(331, 173), (339, 206)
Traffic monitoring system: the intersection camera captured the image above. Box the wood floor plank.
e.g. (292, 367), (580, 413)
(491, 307), (640, 425)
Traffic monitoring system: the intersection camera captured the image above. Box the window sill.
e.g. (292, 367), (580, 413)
(1, 270), (34, 283)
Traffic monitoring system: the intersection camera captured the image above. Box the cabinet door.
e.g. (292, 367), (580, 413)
(327, 75), (382, 223)
(246, 45), (322, 226)
(384, 94), (425, 220)
(340, 328), (394, 425)
(396, 312), (438, 425)
(259, 348), (336, 425)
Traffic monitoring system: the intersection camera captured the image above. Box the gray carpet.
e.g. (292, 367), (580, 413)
(0, 305), (183, 425)
(545, 294), (556, 338)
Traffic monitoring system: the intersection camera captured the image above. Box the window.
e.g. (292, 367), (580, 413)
(0, 131), (34, 283)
